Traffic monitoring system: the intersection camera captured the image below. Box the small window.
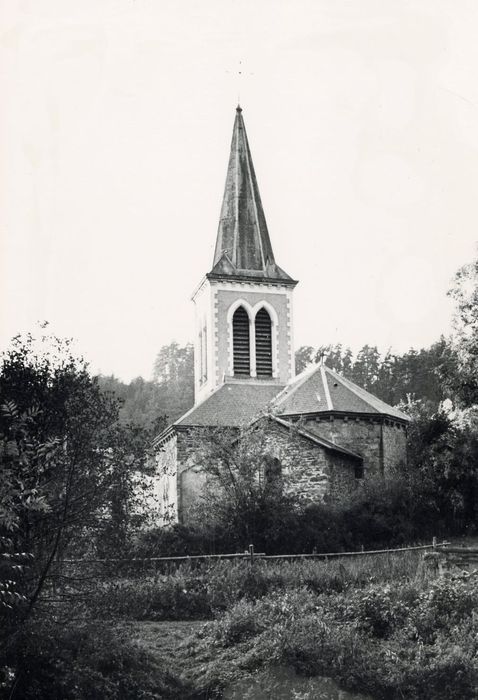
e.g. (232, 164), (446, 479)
(264, 456), (282, 487)
(355, 463), (364, 479)
(233, 306), (250, 375)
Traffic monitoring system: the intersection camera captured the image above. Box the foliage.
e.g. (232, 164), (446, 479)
(83, 551), (426, 622)
(97, 375), (168, 435)
(295, 339), (453, 411)
(1, 619), (193, 700)
(0, 332), (152, 635)
(186, 571), (478, 699)
(446, 254), (478, 406)
(190, 424), (302, 552)
(405, 400), (478, 533)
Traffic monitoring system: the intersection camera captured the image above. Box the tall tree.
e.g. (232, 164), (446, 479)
(445, 256), (478, 406)
(153, 341), (194, 421)
(0, 333), (151, 630)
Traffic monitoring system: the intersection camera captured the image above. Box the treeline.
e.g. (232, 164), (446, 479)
(295, 338), (456, 410)
(100, 337), (455, 434)
(97, 341), (194, 432)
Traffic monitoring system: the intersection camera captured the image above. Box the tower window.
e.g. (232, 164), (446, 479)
(233, 306), (250, 375)
(255, 307), (273, 377)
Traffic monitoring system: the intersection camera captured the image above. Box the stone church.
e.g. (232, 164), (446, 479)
(153, 106), (408, 524)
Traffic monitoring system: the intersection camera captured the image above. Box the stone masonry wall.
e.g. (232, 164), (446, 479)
(154, 434), (179, 524)
(259, 421), (358, 504)
(160, 422), (358, 524)
(302, 416), (407, 476)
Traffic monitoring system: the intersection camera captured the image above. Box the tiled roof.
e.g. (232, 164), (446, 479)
(155, 363), (408, 445)
(273, 364), (409, 422)
(174, 381), (285, 427)
(210, 106), (295, 284)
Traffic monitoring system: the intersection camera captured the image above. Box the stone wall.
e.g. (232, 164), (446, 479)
(258, 420), (358, 504)
(302, 416), (407, 476)
(154, 434), (179, 524)
(156, 421), (359, 524)
(154, 415), (407, 524)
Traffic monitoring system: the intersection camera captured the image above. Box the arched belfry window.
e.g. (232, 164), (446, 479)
(233, 306), (250, 375)
(255, 308), (273, 377)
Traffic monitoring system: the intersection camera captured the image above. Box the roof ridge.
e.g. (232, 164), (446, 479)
(320, 364), (333, 410)
(273, 362), (322, 407)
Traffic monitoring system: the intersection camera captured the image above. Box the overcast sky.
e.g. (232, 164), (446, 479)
(1, 0), (478, 381)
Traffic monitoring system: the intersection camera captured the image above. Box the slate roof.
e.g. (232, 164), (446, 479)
(209, 106), (296, 285)
(174, 381), (285, 428)
(273, 364), (409, 422)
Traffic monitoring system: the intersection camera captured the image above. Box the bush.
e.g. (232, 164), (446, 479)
(1, 618), (194, 700)
(186, 573), (478, 699)
(84, 552), (428, 623)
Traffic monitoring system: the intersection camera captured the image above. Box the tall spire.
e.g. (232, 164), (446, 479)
(208, 106), (295, 284)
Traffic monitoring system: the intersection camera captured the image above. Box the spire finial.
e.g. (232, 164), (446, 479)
(236, 104), (242, 113)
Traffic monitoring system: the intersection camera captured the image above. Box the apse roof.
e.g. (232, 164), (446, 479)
(273, 363), (409, 422)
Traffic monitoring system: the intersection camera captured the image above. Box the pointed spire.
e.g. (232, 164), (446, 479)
(209, 106), (295, 284)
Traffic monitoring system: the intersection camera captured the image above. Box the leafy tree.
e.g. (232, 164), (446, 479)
(403, 400), (478, 533)
(97, 374), (168, 434)
(294, 345), (315, 374)
(445, 256), (478, 406)
(96, 341), (194, 434)
(0, 332), (152, 633)
(190, 423), (300, 552)
(153, 341), (194, 421)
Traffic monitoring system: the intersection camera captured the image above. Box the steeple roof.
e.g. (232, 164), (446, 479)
(208, 106), (296, 285)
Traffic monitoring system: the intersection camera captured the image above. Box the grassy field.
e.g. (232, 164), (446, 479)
(75, 550), (477, 699)
(10, 550), (476, 699)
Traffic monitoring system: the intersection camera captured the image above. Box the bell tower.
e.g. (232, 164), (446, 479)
(192, 106), (298, 404)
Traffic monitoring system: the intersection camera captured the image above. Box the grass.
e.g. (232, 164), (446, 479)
(54, 549), (478, 698)
(84, 549), (430, 622)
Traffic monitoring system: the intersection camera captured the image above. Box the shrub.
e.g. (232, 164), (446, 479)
(2, 618), (194, 699)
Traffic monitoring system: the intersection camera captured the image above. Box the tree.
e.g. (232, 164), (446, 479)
(97, 374), (168, 434)
(0, 332), (152, 633)
(404, 400), (478, 533)
(153, 341), (194, 421)
(446, 256), (478, 406)
(294, 346), (315, 374)
(190, 423), (300, 552)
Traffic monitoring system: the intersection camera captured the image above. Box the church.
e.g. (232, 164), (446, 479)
(153, 106), (409, 524)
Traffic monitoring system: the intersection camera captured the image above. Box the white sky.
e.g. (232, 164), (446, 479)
(1, 0), (478, 381)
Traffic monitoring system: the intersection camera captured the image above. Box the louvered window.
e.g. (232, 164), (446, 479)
(255, 308), (273, 377)
(233, 306), (250, 375)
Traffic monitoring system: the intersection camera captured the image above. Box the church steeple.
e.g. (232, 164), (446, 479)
(193, 106), (297, 404)
(209, 106), (295, 284)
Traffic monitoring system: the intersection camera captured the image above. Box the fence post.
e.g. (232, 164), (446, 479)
(433, 536), (437, 549)
(249, 544), (254, 566)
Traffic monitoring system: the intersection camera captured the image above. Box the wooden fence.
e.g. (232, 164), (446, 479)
(61, 539), (451, 574)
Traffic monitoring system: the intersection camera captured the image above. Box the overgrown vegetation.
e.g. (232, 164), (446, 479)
(187, 572), (478, 699)
(4, 248), (478, 697)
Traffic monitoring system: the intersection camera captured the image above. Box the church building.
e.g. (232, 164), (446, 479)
(153, 106), (409, 524)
